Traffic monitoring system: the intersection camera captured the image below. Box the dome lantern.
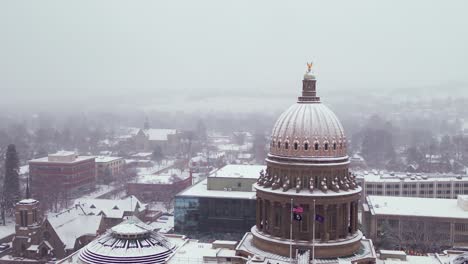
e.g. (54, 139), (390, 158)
(299, 62), (320, 103)
(270, 63), (346, 159)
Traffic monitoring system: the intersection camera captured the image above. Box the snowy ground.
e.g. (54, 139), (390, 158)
(78, 184), (119, 199)
(0, 218), (15, 240)
(149, 201), (174, 215)
(136, 159), (175, 175)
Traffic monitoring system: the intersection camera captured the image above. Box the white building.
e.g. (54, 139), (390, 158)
(94, 156), (125, 182)
(355, 170), (468, 200)
(363, 195), (468, 249)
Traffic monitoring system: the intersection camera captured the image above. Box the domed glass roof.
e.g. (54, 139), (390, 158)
(78, 219), (175, 264)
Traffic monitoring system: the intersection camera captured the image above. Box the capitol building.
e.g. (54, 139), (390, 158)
(235, 64), (376, 263)
(59, 65), (377, 264)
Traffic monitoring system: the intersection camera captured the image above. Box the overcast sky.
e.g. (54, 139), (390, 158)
(1, 0), (467, 112)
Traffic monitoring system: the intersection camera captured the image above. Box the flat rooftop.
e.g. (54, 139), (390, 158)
(367, 195), (468, 219)
(95, 156), (123, 163)
(29, 155), (95, 163)
(355, 170), (467, 183)
(209, 164), (266, 179)
(177, 178), (256, 199)
(132, 170), (190, 185)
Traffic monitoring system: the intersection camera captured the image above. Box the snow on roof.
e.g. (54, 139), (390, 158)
(111, 220), (151, 236)
(77, 218), (176, 262)
(177, 179), (256, 199)
(49, 151), (75, 156)
(238, 153), (253, 159)
(148, 215), (174, 233)
(217, 143), (253, 152)
(133, 175), (173, 185)
(116, 127), (140, 138)
(167, 239), (236, 263)
(190, 155), (207, 163)
(74, 196), (145, 219)
(354, 170), (467, 183)
(26, 245), (39, 252)
(47, 207), (102, 249)
(143, 129), (177, 141)
(19, 165), (29, 175)
(133, 169), (190, 185)
(135, 161), (174, 175)
(367, 195), (468, 219)
(190, 152), (225, 163)
(94, 156), (123, 163)
(131, 152), (153, 157)
(209, 164), (266, 179)
(29, 155), (95, 164)
(18, 199), (38, 205)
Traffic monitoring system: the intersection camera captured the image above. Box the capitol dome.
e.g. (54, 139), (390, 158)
(78, 219), (175, 264)
(269, 66), (347, 159)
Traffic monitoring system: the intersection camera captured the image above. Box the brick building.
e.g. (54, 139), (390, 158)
(0, 199), (104, 263)
(126, 169), (192, 202)
(29, 151), (96, 200)
(134, 128), (181, 154)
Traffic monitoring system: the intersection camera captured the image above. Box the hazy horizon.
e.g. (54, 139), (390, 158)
(1, 0), (467, 112)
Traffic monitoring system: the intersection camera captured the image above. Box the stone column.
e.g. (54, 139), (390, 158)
(269, 201), (275, 235)
(450, 222), (455, 244)
(322, 204), (329, 242)
(256, 198), (261, 229)
(351, 201), (358, 233)
(282, 203), (289, 238)
(312, 202), (318, 241)
(270, 202), (278, 236)
(266, 201), (271, 233)
(349, 202), (355, 234)
(355, 201), (359, 233)
(335, 204), (341, 240)
(262, 200), (267, 233)
(345, 202), (351, 236)
(345, 203), (349, 235)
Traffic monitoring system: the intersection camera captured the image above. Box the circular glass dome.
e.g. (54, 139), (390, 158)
(78, 220), (175, 264)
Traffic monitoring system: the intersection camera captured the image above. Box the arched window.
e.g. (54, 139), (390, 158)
(278, 141), (281, 149)
(324, 142), (329, 151)
(333, 141), (337, 150)
(285, 141), (289, 149)
(314, 142), (319, 151)
(294, 141), (298, 150)
(304, 142), (309, 151)
(340, 141), (343, 149)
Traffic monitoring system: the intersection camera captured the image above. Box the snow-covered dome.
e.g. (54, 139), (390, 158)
(269, 66), (347, 159)
(78, 219), (175, 264)
(18, 199), (38, 205)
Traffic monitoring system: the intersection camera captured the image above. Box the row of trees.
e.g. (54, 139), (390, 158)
(375, 220), (450, 253)
(353, 114), (468, 172)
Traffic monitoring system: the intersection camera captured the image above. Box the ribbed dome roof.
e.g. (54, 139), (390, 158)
(269, 67), (347, 159)
(78, 219), (175, 264)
